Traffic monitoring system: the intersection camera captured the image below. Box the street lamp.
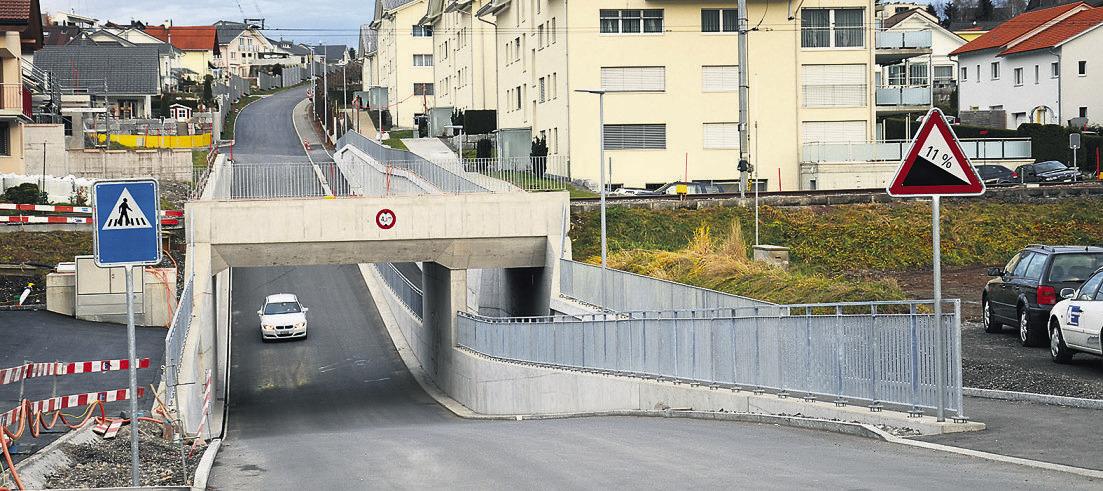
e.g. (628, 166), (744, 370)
(321, 41), (328, 142)
(575, 88), (607, 308)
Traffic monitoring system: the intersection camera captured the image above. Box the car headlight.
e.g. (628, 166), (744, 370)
(262, 324), (275, 331)
(294, 322), (306, 329)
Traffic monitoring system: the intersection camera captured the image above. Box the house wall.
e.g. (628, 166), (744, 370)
(180, 50), (215, 81)
(378, 1), (436, 128)
(0, 31), (26, 174)
(222, 29), (271, 78)
(431, 1), (497, 113)
(958, 49), (1061, 129)
(1061, 27), (1103, 127)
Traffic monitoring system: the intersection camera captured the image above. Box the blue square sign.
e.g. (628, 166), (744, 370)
(92, 179), (162, 267)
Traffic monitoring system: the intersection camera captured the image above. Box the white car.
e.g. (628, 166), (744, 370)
(1048, 268), (1103, 364)
(258, 293), (308, 341)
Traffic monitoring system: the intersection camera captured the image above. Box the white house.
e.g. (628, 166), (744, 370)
(879, 8), (965, 108)
(951, 2), (1103, 128)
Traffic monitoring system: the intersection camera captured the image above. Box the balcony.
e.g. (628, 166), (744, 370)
(0, 83), (33, 122)
(876, 29), (931, 65)
(876, 86), (931, 114)
(802, 138), (1033, 163)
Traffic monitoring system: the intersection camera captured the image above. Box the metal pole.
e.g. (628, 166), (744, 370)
(125, 265), (140, 485)
(933, 196), (945, 422)
(737, 0), (751, 197)
(41, 142), (47, 204)
(598, 91), (607, 309)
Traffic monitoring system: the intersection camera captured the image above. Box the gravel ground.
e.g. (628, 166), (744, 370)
(41, 420), (206, 489)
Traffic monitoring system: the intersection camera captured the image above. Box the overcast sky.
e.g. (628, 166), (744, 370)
(40, 0), (372, 50)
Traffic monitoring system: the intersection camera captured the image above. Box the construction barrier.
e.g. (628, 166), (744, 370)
(0, 388), (144, 427)
(0, 206), (183, 225)
(0, 358), (150, 386)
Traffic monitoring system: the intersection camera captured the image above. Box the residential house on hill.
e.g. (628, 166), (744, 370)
(422, 1), (497, 124)
(370, 0), (434, 128)
(214, 20), (274, 78)
(950, 2), (1103, 128)
(145, 26), (221, 81)
(0, 0), (45, 174)
(879, 8), (966, 109)
(34, 45), (161, 118)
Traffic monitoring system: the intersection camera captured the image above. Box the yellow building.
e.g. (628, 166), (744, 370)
(470, 0), (878, 191)
(370, 0), (437, 128)
(145, 26), (221, 82)
(0, 1), (44, 175)
(423, 1), (498, 114)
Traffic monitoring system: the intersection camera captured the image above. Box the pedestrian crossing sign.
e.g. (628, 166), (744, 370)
(92, 179), (161, 266)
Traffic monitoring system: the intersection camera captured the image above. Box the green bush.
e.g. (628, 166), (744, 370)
(1, 183), (45, 205)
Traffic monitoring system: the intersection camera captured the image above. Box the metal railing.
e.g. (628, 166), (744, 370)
(457, 299), (963, 416)
(338, 130), (489, 193)
(375, 263), (422, 320)
(229, 162), (330, 199)
(163, 277), (194, 410)
(875, 29), (932, 49)
(0, 83), (31, 119)
(560, 259), (775, 312)
(875, 87), (931, 106)
(802, 138), (1032, 163)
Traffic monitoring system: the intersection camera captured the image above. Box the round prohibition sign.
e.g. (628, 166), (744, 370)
(376, 209), (396, 229)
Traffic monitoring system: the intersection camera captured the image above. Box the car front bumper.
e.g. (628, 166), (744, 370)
(262, 325), (307, 339)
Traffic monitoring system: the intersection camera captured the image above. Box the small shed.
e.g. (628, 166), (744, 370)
(169, 103), (192, 120)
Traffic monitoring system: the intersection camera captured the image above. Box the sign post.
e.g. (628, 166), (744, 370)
(887, 108), (984, 422)
(92, 178), (161, 486)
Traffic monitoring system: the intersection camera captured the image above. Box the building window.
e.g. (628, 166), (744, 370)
(1013, 67), (1023, 86)
(702, 9), (738, 33)
(603, 124), (666, 150)
(413, 54), (433, 67)
(702, 65), (739, 92)
(412, 25), (433, 37)
(600, 9), (664, 34)
(802, 64), (866, 107)
(1051, 62), (1059, 78)
(908, 64), (928, 85)
(703, 123), (740, 149)
(601, 66), (665, 92)
(1081, 107), (1088, 118)
(515, 85), (522, 110)
(538, 24), (545, 47)
(888, 65), (906, 86)
(551, 18), (557, 43)
(801, 8), (864, 48)
(0, 123), (8, 156)
(1034, 65), (1039, 84)
(1079, 60), (1087, 75)
(414, 83), (434, 95)
(990, 62), (1000, 80)
(960, 66), (967, 82)
(539, 77), (546, 102)
(933, 65), (953, 86)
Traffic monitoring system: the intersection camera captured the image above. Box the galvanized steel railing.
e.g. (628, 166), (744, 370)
(229, 162), (331, 199)
(560, 259), (776, 312)
(457, 300), (963, 417)
(337, 130), (489, 193)
(163, 277), (194, 410)
(375, 263), (423, 320)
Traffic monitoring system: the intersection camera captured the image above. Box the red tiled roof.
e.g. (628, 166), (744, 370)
(144, 26), (218, 51)
(1000, 7), (1103, 55)
(949, 2), (1089, 56)
(0, 0), (32, 23)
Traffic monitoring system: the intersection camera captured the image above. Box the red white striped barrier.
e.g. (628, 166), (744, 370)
(0, 203), (92, 213)
(1, 202), (184, 225)
(0, 358), (150, 386)
(0, 387), (144, 427)
(189, 371), (213, 456)
(0, 215), (178, 224)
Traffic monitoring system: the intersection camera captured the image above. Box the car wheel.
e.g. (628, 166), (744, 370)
(1019, 308), (1042, 347)
(982, 298), (1002, 333)
(1049, 321), (1073, 364)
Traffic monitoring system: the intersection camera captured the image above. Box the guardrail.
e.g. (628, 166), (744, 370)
(802, 138), (1032, 163)
(875, 29), (932, 49)
(458, 299), (963, 416)
(163, 277), (193, 410)
(374, 263), (422, 320)
(0, 83), (31, 119)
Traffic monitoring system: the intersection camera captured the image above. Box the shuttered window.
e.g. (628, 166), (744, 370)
(802, 64), (866, 107)
(702, 65), (739, 92)
(703, 123), (740, 149)
(603, 124), (666, 150)
(801, 121), (866, 143)
(601, 67), (665, 92)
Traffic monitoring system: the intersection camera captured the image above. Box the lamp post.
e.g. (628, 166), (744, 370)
(321, 41), (328, 142)
(575, 88), (607, 308)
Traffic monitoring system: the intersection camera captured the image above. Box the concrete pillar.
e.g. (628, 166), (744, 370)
(422, 262), (467, 379)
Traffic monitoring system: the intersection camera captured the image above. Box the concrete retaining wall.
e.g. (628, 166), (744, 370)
(63, 149), (193, 182)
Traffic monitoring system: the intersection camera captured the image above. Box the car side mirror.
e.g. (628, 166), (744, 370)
(987, 268), (1003, 276)
(1060, 288), (1075, 299)
(302, 307), (309, 313)
(257, 310), (262, 315)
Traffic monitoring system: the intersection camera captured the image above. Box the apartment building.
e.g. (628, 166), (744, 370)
(370, 0), (436, 127)
(422, 1), (498, 116)
(214, 21), (274, 79)
(469, 1), (877, 191)
(145, 26), (221, 81)
(0, 0), (44, 174)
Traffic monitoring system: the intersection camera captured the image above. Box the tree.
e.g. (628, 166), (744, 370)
(977, 0), (995, 21)
(926, 4), (938, 18)
(202, 75), (214, 104)
(530, 135), (549, 176)
(940, 0), (961, 28)
(347, 47), (356, 60)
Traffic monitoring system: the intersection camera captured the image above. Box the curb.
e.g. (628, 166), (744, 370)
(190, 438), (221, 491)
(964, 387), (1103, 409)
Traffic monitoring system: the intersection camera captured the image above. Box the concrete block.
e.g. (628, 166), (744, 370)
(46, 271), (75, 316)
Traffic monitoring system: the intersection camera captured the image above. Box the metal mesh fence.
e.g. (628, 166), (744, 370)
(163, 277), (193, 410)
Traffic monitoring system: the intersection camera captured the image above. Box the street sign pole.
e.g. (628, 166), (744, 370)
(125, 265), (139, 486)
(932, 196), (944, 423)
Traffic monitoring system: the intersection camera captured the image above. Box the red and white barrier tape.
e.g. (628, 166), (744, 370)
(190, 371), (213, 456)
(0, 387), (144, 427)
(0, 358), (150, 386)
(0, 215), (179, 224)
(0, 203), (92, 213)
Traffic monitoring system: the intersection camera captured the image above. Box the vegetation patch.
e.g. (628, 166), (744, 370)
(0, 232), (92, 265)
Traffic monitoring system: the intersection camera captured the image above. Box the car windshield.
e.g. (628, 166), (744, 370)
(1047, 253), (1103, 282)
(1035, 161), (1067, 173)
(263, 301), (302, 315)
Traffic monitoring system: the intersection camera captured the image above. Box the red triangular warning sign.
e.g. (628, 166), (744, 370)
(887, 108), (985, 197)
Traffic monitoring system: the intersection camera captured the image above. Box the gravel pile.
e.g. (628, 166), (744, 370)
(42, 420), (206, 489)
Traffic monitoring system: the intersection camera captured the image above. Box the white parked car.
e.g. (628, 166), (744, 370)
(1048, 268), (1103, 364)
(258, 293), (308, 341)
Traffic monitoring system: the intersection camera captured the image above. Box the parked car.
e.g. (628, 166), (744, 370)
(974, 164), (1017, 185)
(1047, 267), (1103, 364)
(1013, 161), (1082, 183)
(983, 245), (1103, 346)
(642, 181), (727, 195)
(258, 293), (309, 341)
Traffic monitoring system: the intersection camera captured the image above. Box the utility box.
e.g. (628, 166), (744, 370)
(753, 245), (790, 269)
(45, 256), (177, 326)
